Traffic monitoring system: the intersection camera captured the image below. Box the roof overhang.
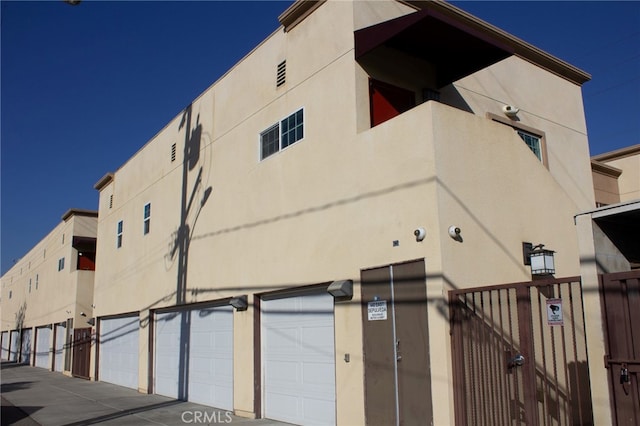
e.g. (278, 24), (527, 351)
(355, 6), (514, 88)
(579, 201), (640, 265)
(61, 208), (98, 222)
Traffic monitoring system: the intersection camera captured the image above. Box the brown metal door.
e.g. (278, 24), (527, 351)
(600, 270), (640, 426)
(72, 327), (91, 379)
(361, 259), (433, 425)
(450, 277), (594, 426)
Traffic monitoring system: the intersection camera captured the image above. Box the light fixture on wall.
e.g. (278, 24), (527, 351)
(229, 295), (248, 311)
(86, 318), (95, 326)
(523, 242), (555, 276)
(327, 280), (353, 299)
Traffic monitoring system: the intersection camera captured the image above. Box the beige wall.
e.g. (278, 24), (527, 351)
(603, 150), (640, 202)
(92, 0), (597, 424)
(0, 212), (97, 371)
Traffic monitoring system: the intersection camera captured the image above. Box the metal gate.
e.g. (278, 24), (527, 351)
(450, 277), (594, 425)
(600, 270), (640, 426)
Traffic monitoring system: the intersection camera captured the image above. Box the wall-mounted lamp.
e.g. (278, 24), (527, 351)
(80, 312), (86, 317)
(86, 318), (95, 326)
(523, 242), (555, 276)
(229, 295), (248, 311)
(327, 280), (353, 300)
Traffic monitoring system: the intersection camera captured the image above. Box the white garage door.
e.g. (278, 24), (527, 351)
(262, 292), (336, 426)
(1, 331), (8, 360)
(54, 324), (66, 372)
(99, 316), (139, 389)
(154, 306), (233, 409)
(20, 328), (32, 365)
(10, 331), (20, 361)
(35, 326), (51, 369)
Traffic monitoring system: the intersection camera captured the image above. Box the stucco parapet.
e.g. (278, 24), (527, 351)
(592, 143), (640, 162)
(61, 208), (99, 222)
(279, 0), (326, 32)
(591, 159), (622, 178)
(93, 172), (114, 191)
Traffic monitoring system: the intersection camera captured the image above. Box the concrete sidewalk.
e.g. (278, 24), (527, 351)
(1, 363), (290, 426)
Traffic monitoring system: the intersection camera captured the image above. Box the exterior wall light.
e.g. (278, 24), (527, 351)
(523, 242), (555, 276)
(328, 280), (353, 299)
(229, 295), (248, 311)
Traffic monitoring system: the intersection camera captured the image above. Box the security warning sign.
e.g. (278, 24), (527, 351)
(367, 300), (387, 321)
(547, 298), (563, 326)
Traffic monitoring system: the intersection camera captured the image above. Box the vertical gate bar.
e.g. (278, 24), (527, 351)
(479, 291), (488, 425)
(534, 285), (548, 426)
(488, 290), (498, 426)
(469, 293), (479, 425)
(558, 283), (570, 424)
(450, 295), (462, 426)
(517, 285), (538, 426)
(497, 289), (508, 426)
(569, 284), (585, 424)
(547, 285), (560, 426)
(506, 287), (519, 423)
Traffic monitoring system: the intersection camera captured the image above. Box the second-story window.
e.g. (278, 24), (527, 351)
(58, 257), (65, 271)
(117, 220), (124, 248)
(517, 130), (542, 161)
(260, 108), (304, 160)
(143, 203), (151, 235)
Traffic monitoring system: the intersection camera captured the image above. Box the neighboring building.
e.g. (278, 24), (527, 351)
(88, 1), (609, 425)
(0, 209), (97, 379)
(576, 144), (640, 426)
(591, 143), (640, 206)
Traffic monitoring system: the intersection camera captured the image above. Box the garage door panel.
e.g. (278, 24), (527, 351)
(100, 316), (139, 390)
(54, 324), (65, 372)
(154, 311), (182, 398)
(154, 306), (233, 410)
(35, 327), (51, 369)
(188, 306), (233, 409)
(263, 292), (336, 426)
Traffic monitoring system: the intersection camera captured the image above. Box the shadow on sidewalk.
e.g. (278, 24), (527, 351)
(62, 400), (185, 426)
(1, 397), (41, 426)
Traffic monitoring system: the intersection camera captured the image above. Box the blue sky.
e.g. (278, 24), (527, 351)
(1, 0), (639, 275)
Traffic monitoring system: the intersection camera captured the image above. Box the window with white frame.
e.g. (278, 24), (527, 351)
(260, 108), (304, 160)
(143, 203), (151, 235)
(117, 220), (123, 248)
(517, 130), (542, 161)
(58, 257), (65, 271)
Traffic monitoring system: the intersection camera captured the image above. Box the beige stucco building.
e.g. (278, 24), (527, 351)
(3, 1), (638, 425)
(0, 209), (97, 376)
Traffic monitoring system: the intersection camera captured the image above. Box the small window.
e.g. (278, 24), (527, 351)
(58, 257), (65, 271)
(9, 290), (12, 299)
(260, 108), (304, 160)
(143, 203), (151, 235)
(35, 274), (39, 290)
(109, 194), (113, 209)
(117, 220), (123, 248)
(171, 143), (177, 162)
(29, 279), (32, 293)
(517, 130), (542, 161)
(62, 234), (65, 245)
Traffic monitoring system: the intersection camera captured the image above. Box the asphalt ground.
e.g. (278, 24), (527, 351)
(1, 362), (291, 426)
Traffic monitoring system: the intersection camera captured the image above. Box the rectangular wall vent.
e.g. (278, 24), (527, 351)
(276, 60), (286, 87)
(171, 143), (177, 162)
